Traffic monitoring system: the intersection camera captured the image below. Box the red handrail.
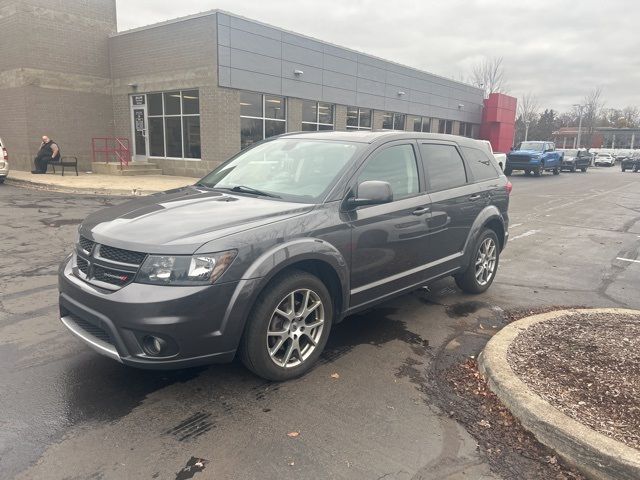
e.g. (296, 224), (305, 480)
(91, 137), (131, 168)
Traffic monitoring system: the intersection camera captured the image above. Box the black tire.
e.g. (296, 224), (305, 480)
(524, 169), (531, 176)
(504, 167), (512, 176)
(571, 166), (576, 172)
(581, 168), (587, 172)
(239, 269), (333, 381)
(534, 167), (543, 177)
(455, 229), (500, 294)
(0, 177), (5, 184)
(553, 166), (560, 175)
(622, 167), (626, 172)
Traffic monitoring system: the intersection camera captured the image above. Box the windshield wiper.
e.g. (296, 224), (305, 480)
(226, 185), (281, 198)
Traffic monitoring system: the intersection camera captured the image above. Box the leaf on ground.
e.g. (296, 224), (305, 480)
(330, 373), (340, 379)
(287, 431), (300, 438)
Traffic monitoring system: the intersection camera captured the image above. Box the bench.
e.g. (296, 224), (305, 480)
(48, 156), (78, 176)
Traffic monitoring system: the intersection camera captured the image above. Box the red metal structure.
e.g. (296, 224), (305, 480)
(479, 93), (517, 153)
(91, 137), (131, 168)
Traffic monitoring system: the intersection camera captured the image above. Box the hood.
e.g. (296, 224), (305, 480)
(510, 149), (543, 156)
(80, 186), (314, 254)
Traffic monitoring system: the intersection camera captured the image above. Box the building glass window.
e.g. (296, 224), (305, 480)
(302, 101), (335, 131)
(240, 91), (287, 150)
(438, 119), (453, 134)
(381, 112), (406, 130)
(346, 107), (372, 130)
(459, 122), (474, 138)
(147, 90), (200, 159)
(412, 116), (431, 133)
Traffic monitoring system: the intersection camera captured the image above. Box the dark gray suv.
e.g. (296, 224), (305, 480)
(59, 131), (511, 380)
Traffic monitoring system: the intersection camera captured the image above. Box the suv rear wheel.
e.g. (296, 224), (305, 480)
(455, 229), (500, 294)
(240, 270), (333, 381)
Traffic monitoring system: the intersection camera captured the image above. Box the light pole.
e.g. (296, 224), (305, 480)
(524, 119), (530, 141)
(573, 104), (584, 148)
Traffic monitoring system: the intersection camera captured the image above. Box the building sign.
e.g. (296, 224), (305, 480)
(134, 109), (145, 132)
(132, 95), (145, 106)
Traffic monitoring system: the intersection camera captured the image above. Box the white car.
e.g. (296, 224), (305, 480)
(595, 153), (615, 167)
(478, 139), (507, 171)
(0, 137), (8, 183)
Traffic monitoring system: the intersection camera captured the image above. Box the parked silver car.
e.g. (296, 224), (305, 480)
(0, 137), (9, 183)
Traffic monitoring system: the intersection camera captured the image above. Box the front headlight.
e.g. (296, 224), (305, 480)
(136, 250), (237, 286)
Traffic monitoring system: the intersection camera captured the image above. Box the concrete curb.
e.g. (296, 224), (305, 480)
(5, 177), (149, 196)
(478, 308), (640, 480)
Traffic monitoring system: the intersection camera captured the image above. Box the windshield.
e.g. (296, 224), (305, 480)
(517, 142), (545, 152)
(198, 139), (362, 202)
(597, 153), (610, 157)
(564, 149), (578, 156)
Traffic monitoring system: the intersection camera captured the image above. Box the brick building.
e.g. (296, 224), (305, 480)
(1, 1), (493, 177)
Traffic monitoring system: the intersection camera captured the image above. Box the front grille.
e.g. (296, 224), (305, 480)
(93, 265), (135, 286)
(72, 316), (113, 345)
(77, 256), (89, 275)
(73, 240), (145, 290)
(99, 245), (146, 265)
(508, 155), (532, 163)
(79, 236), (94, 253)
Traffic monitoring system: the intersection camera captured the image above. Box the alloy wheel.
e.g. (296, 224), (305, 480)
(266, 289), (325, 368)
(475, 238), (497, 286)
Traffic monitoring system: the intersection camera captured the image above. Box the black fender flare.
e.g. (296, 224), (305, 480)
(460, 206), (506, 266)
(217, 238), (350, 350)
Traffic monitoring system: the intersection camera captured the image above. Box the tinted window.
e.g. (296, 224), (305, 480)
(462, 147), (499, 181)
(420, 144), (467, 191)
(358, 144), (419, 200)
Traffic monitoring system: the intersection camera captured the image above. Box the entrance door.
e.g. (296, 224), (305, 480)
(130, 95), (148, 160)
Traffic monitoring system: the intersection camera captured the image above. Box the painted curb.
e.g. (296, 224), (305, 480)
(5, 177), (152, 196)
(478, 308), (640, 480)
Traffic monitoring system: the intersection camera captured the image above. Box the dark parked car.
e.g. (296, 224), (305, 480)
(621, 152), (640, 172)
(560, 149), (591, 172)
(59, 132), (511, 380)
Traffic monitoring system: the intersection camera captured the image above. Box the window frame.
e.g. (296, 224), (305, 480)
(460, 146), (500, 183)
(381, 111), (406, 131)
(346, 106), (372, 131)
(301, 101), (335, 131)
(146, 89), (201, 161)
(417, 141), (470, 193)
(240, 91), (287, 150)
(412, 116), (432, 133)
(345, 140), (426, 205)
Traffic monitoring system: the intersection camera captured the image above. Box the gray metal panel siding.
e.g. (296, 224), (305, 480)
(215, 12), (483, 123)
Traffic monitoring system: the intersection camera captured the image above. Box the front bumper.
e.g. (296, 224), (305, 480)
(58, 255), (260, 369)
(506, 157), (541, 170)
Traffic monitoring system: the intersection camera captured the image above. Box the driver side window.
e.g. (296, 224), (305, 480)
(358, 144), (419, 200)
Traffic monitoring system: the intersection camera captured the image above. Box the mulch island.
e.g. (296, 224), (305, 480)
(508, 311), (640, 451)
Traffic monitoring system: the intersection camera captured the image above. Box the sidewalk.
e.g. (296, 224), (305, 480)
(6, 170), (195, 196)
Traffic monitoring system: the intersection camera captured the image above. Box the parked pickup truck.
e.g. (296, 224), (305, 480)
(505, 141), (563, 176)
(559, 149), (591, 172)
(478, 140), (507, 171)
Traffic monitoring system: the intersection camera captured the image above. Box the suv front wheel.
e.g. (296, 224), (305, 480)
(455, 229), (500, 294)
(240, 270), (333, 381)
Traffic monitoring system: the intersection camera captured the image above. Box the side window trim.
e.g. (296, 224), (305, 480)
(345, 140), (425, 203)
(417, 141), (469, 193)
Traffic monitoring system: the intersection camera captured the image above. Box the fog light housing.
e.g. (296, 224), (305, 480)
(142, 335), (168, 356)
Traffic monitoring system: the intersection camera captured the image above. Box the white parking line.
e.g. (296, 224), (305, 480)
(510, 229), (540, 241)
(510, 223), (523, 228)
(616, 257), (640, 264)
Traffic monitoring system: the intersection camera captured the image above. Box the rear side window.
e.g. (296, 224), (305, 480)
(358, 144), (419, 200)
(462, 147), (499, 182)
(420, 144), (467, 192)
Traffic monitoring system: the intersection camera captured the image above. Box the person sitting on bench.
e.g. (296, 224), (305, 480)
(31, 136), (61, 174)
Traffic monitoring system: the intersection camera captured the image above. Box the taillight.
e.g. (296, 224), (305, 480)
(2, 148), (7, 160)
(505, 181), (512, 195)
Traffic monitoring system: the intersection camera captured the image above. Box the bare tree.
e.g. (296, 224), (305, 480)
(470, 56), (507, 98)
(581, 87), (605, 148)
(622, 106), (640, 128)
(516, 92), (539, 141)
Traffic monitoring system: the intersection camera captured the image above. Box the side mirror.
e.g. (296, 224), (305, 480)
(346, 180), (393, 208)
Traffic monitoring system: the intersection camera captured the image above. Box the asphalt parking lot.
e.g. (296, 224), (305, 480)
(1, 166), (639, 480)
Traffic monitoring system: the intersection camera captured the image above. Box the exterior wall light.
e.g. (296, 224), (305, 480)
(397, 91), (406, 96)
(458, 103), (464, 109)
(293, 69), (304, 76)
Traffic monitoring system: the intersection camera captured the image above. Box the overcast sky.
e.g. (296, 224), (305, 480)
(116, 0), (640, 112)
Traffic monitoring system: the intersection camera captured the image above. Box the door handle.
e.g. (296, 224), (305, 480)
(412, 207), (430, 216)
(468, 194), (482, 201)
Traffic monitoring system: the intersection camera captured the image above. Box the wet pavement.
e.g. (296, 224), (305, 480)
(1, 166), (639, 479)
